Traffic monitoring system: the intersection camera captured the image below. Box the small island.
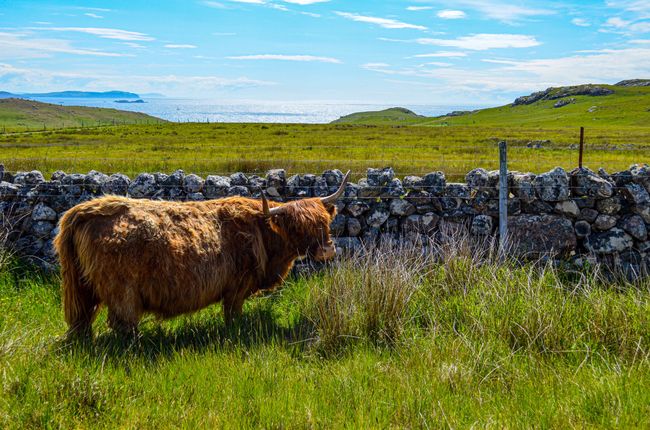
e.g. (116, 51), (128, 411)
(114, 99), (146, 104)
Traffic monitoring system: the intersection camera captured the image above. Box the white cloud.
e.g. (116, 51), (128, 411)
(164, 44), (197, 49)
(36, 27), (154, 41)
(427, 0), (555, 23)
(631, 38), (650, 43)
(73, 7), (112, 12)
(0, 31), (132, 58)
(416, 34), (541, 50)
(410, 51), (468, 58)
(407, 6), (433, 11)
(283, 0), (330, 4)
(0, 63), (274, 97)
(123, 42), (145, 48)
(203, 1), (228, 8)
(604, 16), (650, 32)
(607, 1), (650, 17)
(571, 18), (590, 27)
(335, 12), (427, 30)
(227, 0), (265, 3)
(437, 10), (466, 19)
(84, 13), (104, 19)
(227, 54), (342, 63)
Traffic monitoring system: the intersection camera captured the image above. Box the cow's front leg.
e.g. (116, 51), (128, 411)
(222, 294), (244, 325)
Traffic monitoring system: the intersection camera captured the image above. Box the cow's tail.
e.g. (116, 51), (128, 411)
(53, 207), (99, 338)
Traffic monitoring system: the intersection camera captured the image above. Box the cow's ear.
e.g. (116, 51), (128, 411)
(326, 204), (337, 217)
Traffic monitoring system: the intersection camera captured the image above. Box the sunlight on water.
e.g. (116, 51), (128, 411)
(27, 97), (481, 123)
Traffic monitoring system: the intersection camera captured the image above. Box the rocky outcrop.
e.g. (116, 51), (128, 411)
(1, 164), (649, 275)
(513, 85), (614, 106)
(615, 79), (650, 87)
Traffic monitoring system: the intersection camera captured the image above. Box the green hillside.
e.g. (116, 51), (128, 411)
(332, 107), (425, 125)
(334, 83), (650, 128)
(0, 98), (164, 132)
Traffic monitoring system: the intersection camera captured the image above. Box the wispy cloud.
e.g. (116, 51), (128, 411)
(227, 54), (341, 63)
(0, 63), (274, 96)
(35, 27), (155, 41)
(416, 34), (541, 50)
(437, 10), (467, 19)
(164, 44), (197, 49)
(335, 12), (427, 30)
(424, 0), (555, 23)
(0, 31), (132, 58)
(407, 6), (433, 11)
(603, 16), (650, 33)
(84, 13), (104, 19)
(410, 51), (468, 58)
(283, 0), (330, 4)
(571, 18), (591, 27)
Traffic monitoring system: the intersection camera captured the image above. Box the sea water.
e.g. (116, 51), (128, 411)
(26, 97), (481, 124)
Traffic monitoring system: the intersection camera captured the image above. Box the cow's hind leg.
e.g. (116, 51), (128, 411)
(103, 285), (143, 337)
(222, 289), (249, 325)
(65, 284), (100, 340)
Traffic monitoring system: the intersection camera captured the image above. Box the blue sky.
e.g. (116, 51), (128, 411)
(1, 0), (649, 104)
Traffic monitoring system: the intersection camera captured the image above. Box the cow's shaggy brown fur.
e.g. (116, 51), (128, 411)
(53, 195), (337, 337)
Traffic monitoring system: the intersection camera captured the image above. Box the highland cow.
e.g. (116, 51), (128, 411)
(54, 171), (349, 337)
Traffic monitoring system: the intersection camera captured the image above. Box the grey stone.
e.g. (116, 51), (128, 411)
(579, 208), (599, 223)
(31, 220), (54, 238)
(623, 183), (650, 205)
(330, 214), (347, 237)
(402, 212), (439, 234)
(230, 172), (249, 186)
(346, 201), (370, 217)
(508, 214), (576, 256)
(203, 176), (230, 199)
(403, 175), (423, 189)
(633, 204), (650, 223)
(0, 182), (19, 199)
(636, 241), (650, 253)
(471, 214), (493, 235)
(186, 192), (204, 201)
(286, 175), (310, 198)
(596, 196), (622, 215)
(102, 173), (130, 195)
(84, 170), (108, 194)
(14, 170), (45, 187)
(128, 173), (157, 198)
(465, 168), (489, 189)
(554, 200), (580, 218)
(313, 177), (329, 197)
(534, 167), (570, 202)
(575, 220), (591, 238)
(154, 172), (168, 184)
(389, 198), (415, 216)
(366, 205), (390, 228)
(347, 217), (362, 237)
(61, 173), (86, 196)
(594, 214), (618, 231)
(183, 174), (204, 193)
(343, 183), (360, 199)
(382, 178), (404, 198)
(227, 185), (250, 197)
(323, 169), (344, 187)
(620, 215), (648, 241)
(586, 228), (634, 254)
(334, 237), (362, 253)
(31, 203), (57, 221)
(266, 169), (286, 197)
(571, 167), (614, 198)
(422, 172), (446, 195)
(629, 163), (650, 193)
(247, 176), (266, 196)
(366, 167), (394, 187)
(574, 196), (595, 209)
(511, 173), (536, 203)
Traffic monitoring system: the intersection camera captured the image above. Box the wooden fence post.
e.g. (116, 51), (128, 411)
(499, 141), (508, 253)
(579, 126), (584, 169)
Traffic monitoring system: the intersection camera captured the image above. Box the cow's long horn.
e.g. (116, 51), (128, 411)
(261, 192), (284, 217)
(321, 170), (351, 205)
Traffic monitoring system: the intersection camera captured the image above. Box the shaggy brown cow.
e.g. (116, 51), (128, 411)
(54, 171), (350, 337)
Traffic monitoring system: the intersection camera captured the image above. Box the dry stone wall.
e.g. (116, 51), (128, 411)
(1, 164), (649, 276)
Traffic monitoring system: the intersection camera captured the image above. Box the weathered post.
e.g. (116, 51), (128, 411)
(579, 126), (584, 169)
(499, 141), (508, 253)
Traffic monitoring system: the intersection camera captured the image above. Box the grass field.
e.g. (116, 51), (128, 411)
(0, 122), (648, 181)
(0, 98), (164, 133)
(1, 242), (649, 428)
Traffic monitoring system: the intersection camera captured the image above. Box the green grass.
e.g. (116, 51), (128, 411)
(1, 122), (648, 181)
(1, 243), (649, 428)
(335, 85), (650, 128)
(0, 98), (164, 133)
